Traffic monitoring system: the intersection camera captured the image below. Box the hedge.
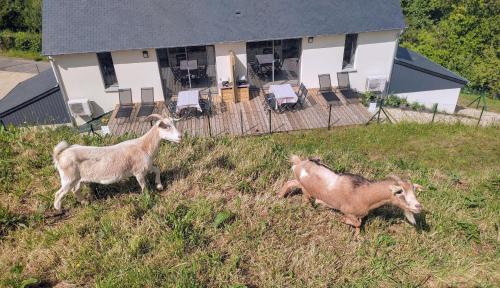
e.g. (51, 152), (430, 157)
(0, 30), (41, 52)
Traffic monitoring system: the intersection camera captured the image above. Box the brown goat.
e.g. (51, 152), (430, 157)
(280, 155), (423, 236)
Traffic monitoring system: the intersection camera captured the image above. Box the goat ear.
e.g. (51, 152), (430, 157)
(413, 184), (424, 191)
(145, 114), (163, 123)
(389, 185), (403, 194)
(158, 121), (170, 129)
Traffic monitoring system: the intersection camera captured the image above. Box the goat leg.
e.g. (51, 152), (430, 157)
(341, 214), (362, 237)
(72, 181), (89, 205)
(54, 180), (77, 210)
(302, 188), (313, 204)
(151, 166), (163, 190)
(135, 174), (147, 193)
(278, 179), (301, 198)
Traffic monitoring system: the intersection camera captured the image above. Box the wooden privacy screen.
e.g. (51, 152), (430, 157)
(221, 51), (250, 103)
(230, 51), (237, 101)
(221, 51), (237, 102)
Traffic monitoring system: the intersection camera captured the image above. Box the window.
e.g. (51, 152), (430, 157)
(97, 52), (118, 88)
(342, 34), (358, 69)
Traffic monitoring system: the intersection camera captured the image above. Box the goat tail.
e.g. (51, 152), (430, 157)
(289, 154), (302, 165)
(53, 141), (69, 167)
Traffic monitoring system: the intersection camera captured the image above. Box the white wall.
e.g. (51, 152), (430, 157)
(53, 49), (164, 125)
(349, 30), (399, 91)
(300, 35), (345, 88)
(214, 42), (247, 85)
(396, 88), (461, 113)
(112, 48), (164, 103)
(300, 30), (399, 91)
(53, 53), (115, 125)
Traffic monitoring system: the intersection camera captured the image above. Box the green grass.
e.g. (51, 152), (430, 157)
(0, 49), (46, 61)
(0, 123), (499, 287)
(458, 92), (500, 113)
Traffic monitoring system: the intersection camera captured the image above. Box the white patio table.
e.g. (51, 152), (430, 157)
(256, 54), (274, 65)
(176, 90), (202, 113)
(269, 84), (298, 110)
(180, 59), (198, 70)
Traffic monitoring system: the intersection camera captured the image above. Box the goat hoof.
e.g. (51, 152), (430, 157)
(156, 184), (164, 190)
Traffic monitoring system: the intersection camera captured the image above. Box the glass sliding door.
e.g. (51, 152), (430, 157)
(157, 45), (217, 99)
(247, 41), (274, 86)
(275, 39), (301, 83)
(246, 38), (301, 87)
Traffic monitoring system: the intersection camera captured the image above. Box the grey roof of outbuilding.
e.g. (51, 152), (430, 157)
(42, 0), (406, 56)
(0, 69), (59, 115)
(394, 46), (468, 84)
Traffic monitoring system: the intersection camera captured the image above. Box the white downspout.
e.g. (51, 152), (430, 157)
(385, 29), (404, 96)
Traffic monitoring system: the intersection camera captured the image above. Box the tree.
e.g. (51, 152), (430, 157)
(400, 0), (500, 95)
(0, 0), (26, 31)
(22, 0), (41, 33)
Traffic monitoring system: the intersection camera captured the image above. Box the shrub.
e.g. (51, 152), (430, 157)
(384, 95), (403, 107)
(0, 30), (41, 52)
(361, 92), (377, 106)
(410, 101), (426, 111)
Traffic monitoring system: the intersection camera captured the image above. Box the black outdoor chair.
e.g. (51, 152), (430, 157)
(199, 90), (213, 115)
(295, 83), (309, 108)
(116, 88), (134, 118)
(171, 67), (183, 84)
(167, 99), (179, 118)
(337, 71), (359, 103)
(264, 93), (277, 111)
(137, 87), (155, 117)
(318, 74), (341, 106)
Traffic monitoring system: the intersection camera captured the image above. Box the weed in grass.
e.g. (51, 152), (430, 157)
(237, 180), (255, 194)
(129, 235), (152, 258)
(163, 204), (207, 254)
(1, 263), (41, 288)
(214, 210), (236, 228)
(455, 221), (481, 243)
(130, 190), (158, 220)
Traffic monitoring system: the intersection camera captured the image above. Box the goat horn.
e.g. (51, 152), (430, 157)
(145, 114), (164, 122)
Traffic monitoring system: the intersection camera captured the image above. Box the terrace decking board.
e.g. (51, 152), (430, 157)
(108, 91), (368, 137)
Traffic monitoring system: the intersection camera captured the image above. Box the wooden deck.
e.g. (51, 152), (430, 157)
(108, 88), (371, 137)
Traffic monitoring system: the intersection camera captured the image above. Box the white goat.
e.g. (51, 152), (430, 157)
(52, 114), (181, 210)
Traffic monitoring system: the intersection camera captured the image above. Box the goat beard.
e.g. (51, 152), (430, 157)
(404, 210), (416, 225)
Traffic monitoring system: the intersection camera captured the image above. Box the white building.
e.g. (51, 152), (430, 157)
(388, 47), (468, 113)
(42, 0), (465, 124)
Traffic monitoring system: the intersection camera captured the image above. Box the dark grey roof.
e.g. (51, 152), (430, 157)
(0, 69), (59, 115)
(394, 46), (468, 85)
(42, 0), (405, 55)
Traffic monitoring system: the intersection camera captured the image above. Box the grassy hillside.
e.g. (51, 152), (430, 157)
(0, 123), (499, 287)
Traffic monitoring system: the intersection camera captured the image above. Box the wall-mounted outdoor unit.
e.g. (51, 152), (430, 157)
(67, 99), (93, 117)
(366, 76), (387, 93)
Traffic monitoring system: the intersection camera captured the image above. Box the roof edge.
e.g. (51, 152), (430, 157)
(0, 86), (60, 116)
(394, 59), (468, 85)
(42, 28), (403, 56)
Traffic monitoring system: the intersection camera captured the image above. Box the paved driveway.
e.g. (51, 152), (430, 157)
(0, 56), (51, 73)
(0, 57), (51, 99)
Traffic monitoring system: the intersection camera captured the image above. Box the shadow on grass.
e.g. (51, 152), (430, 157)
(364, 206), (430, 233)
(88, 165), (190, 200)
(89, 179), (142, 200)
